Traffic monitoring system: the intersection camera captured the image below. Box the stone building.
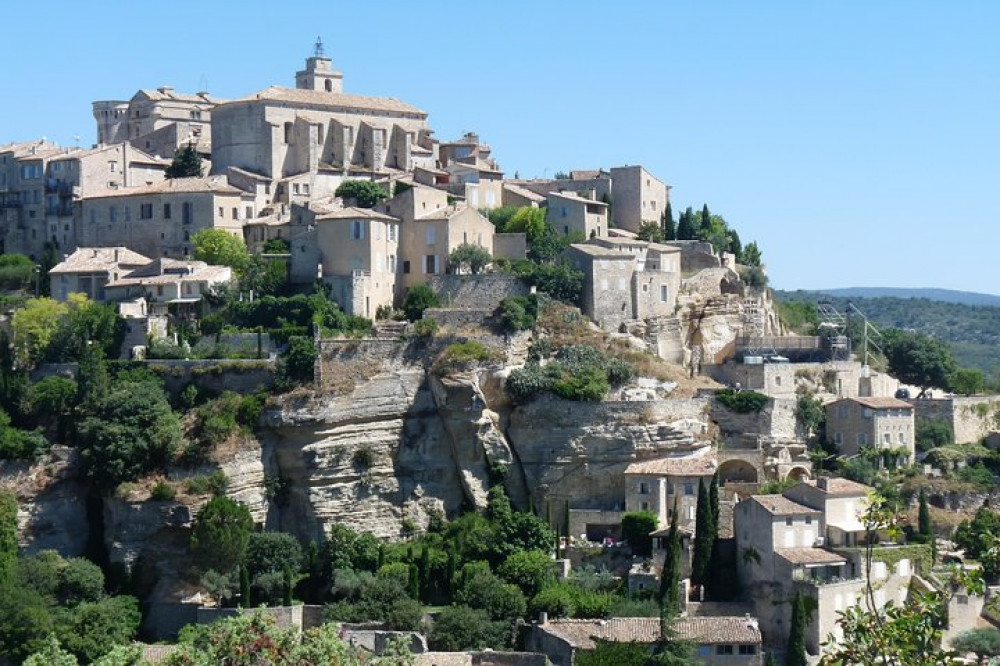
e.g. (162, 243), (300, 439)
(103, 258), (232, 305)
(48, 246), (151, 301)
(564, 237), (680, 332)
(624, 447), (717, 532)
(77, 175), (253, 259)
(734, 477), (921, 656)
(545, 191), (608, 238)
(825, 397), (915, 464)
(527, 616), (763, 666)
(313, 207), (400, 318)
(1, 140), (69, 258)
(93, 86), (221, 157)
(210, 48), (434, 185)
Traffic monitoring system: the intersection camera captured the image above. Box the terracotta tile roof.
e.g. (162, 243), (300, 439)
(49, 247), (152, 274)
(547, 190), (608, 206)
(542, 616), (761, 649)
(625, 451), (717, 477)
(776, 547), (847, 565)
(813, 477), (871, 496)
(834, 397), (913, 410)
(232, 86), (426, 116)
(566, 243), (634, 259)
(749, 495), (820, 516)
(672, 616), (762, 645)
(82, 176), (244, 200)
(317, 206), (399, 221)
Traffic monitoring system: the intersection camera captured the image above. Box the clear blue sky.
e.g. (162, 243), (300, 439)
(3, 1), (998, 294)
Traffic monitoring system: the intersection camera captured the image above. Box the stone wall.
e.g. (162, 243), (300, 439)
(428, 273), (529, 310)
(909, 396), (1000, 444)
(494, 233), (527, 261)
(424, 308), (497, 331)
(147, 359), (275, 397)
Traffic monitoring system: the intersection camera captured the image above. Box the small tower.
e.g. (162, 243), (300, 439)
(295, 37), (343, 93)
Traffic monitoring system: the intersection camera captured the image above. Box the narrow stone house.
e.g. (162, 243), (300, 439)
(825, 397), (915, 465)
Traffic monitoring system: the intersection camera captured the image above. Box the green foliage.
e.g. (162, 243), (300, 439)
(246, 532), (303, 581)
(190, 496), (253, 574)
(412, 318), (438, 337)
(882, 329), (957, 395)
(497, 550), (555, 598)
(149, 481), (176, 501)
(192, 228), (249, 271)
(0, 254), (35, 291)
(454, 563), (526, 622)
(448, 243), (492, 274)
(78, 380), (182, 489)
(506, 343), (633, 403)
(0, 491), (16, 583)
(57, 595), (141, 663)
(951, 627), (1000, 658)
(427, 605), (508, 651)
(11, 297), (68, 368)
(45, 294), (126, 363)
(659, 505), (682, 618)
(916, 418), (953, 452)
(22, 636), (77, 666)
(325, 576), (422, 630)
(788, 592), (808, 666)
(758, 477), (797, 495)
(497, 294), (539, 332)
(281, 336), (316, 385)
(917, 489), (932, 539)
(510, 260), (583, 304)
(691, 480), (716, 588)
(487, 205), (519, 232)
(778, 300), (820, 334)
(434, 341), (503, 375)
(714, 388), (769, 413)
(636, 221), (664, 242)
(575, 641), (651, 666)
(26, 375), (76, 442)
(738, 265), (769, 287)
(622, 511), (658, 558)
(951, 367), (985, 395)
(184, 470), (229, 496)
(335, 180), (389, 208)
(165, 144), (204, 178)
(90, 643), (145, 666)
(0, 408), (48, 460)
(957, 461), (997, 491)
(401, 284), (440, 322)
(262, 237), (291, 254)
(740, 241), (762, 267)
(795, 393), (826, 440)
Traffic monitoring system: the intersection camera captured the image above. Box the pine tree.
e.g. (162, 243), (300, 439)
(659, 500), (682, 623)
(691, 479), (716, 587)
(787, 592), (808, 666)
(165, 144), (204, 179)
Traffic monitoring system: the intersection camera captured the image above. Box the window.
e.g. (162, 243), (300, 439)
(140, 203), (153, 219)
(805, 515), (812, 525)
(293, 183), (300, 195)
(284, 122), (293, 143)
(785, 517), (793, 527)
(156, 286), (163, 296)
(109, 206), (117, 223)
(838, 404), (848, 418)
(898, 432), (906, 444)
(857, 433), (868, 446)
(351, 220), (364, 239)
(109, 161), (117, 172)
(246, 206), (253, 219)
(303, 183), (310, 195)
(182, 202), (193, 224)
(425, 255), (438, 274)
(683, 483), (694, 496)
(389, 224), (397, 241)
(218, 206), (224, 217)
(715, 645), (733, 655)
(640, 502), (649, 511)
(164, 203), (172, 219)
(639, 482), (649, 495)
(835, 432), (843, 445)
(697, 646), (711, 657)
(403, 260), (411, 274)
(738, 645), (757, 655)
(883, 433), (891, 444)
(660, 285), (668, 302)
(426, 226), (436, 245)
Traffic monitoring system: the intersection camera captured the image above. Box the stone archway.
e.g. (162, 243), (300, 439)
(786, 465), (811, 482)
(718, 459), (759, 484)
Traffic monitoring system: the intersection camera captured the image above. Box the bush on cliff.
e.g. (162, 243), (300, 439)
(714, 388), (769, 413)
(506, 343), (634, 403)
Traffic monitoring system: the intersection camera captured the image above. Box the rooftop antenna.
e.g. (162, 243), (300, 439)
(314, 36), (325, 58)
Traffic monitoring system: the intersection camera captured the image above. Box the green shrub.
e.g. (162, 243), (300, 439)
(715, 388), (769, 413)
(434, 341), (503, 375)
(402, 284), (440, 322)
(185, 470), (229, 496)
(413, 318), (439, 337)
(621, 511), (658, 557)
(352, 446), (375, 470)
(505, 344), (633, 403)
(498, 295), (539, 332)
(149, 482), (176, 501)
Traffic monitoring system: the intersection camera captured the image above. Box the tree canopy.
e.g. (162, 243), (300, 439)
(335, 180), (389, 208)
(191, 228), (250, 271)
(881, 329), (957, 396)
(165, 145), (204, 179)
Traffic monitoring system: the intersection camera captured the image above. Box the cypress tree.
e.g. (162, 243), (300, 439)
(918, 488), (932, 539)
(700, 204), (712, 235)
(408, 562), (420, 600)
(709, 471), (720, 527)
(691, 479), (716, 587)
(787, 592), (808, 666)
(564, 500), (571, 541)
(0, 490), (17, 584)
(419, 546), (431, 602)
(659, 500), (682, 622)
(661, 202), (675, 240)
(677, 208), (696, 240)
(239, 565), (251, 606)
(728, 228), (742, 258)
(165, 144), (204, 178)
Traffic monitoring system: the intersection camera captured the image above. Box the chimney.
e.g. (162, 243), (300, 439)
(817, 476), (829, 490)
(538, 612), (548, 625)
(157, 86), (174, 95)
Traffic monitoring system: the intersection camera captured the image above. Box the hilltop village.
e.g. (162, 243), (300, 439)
(2, 43), (1000, 666)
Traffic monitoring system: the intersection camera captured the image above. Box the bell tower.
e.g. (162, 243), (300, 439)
(295, 37), (343, 93)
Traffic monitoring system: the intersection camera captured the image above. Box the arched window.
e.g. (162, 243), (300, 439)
(325, 79), (333, 92)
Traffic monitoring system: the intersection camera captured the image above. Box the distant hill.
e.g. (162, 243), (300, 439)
(774, 289), (1000, 376)
(817, 287), (1000, 307)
